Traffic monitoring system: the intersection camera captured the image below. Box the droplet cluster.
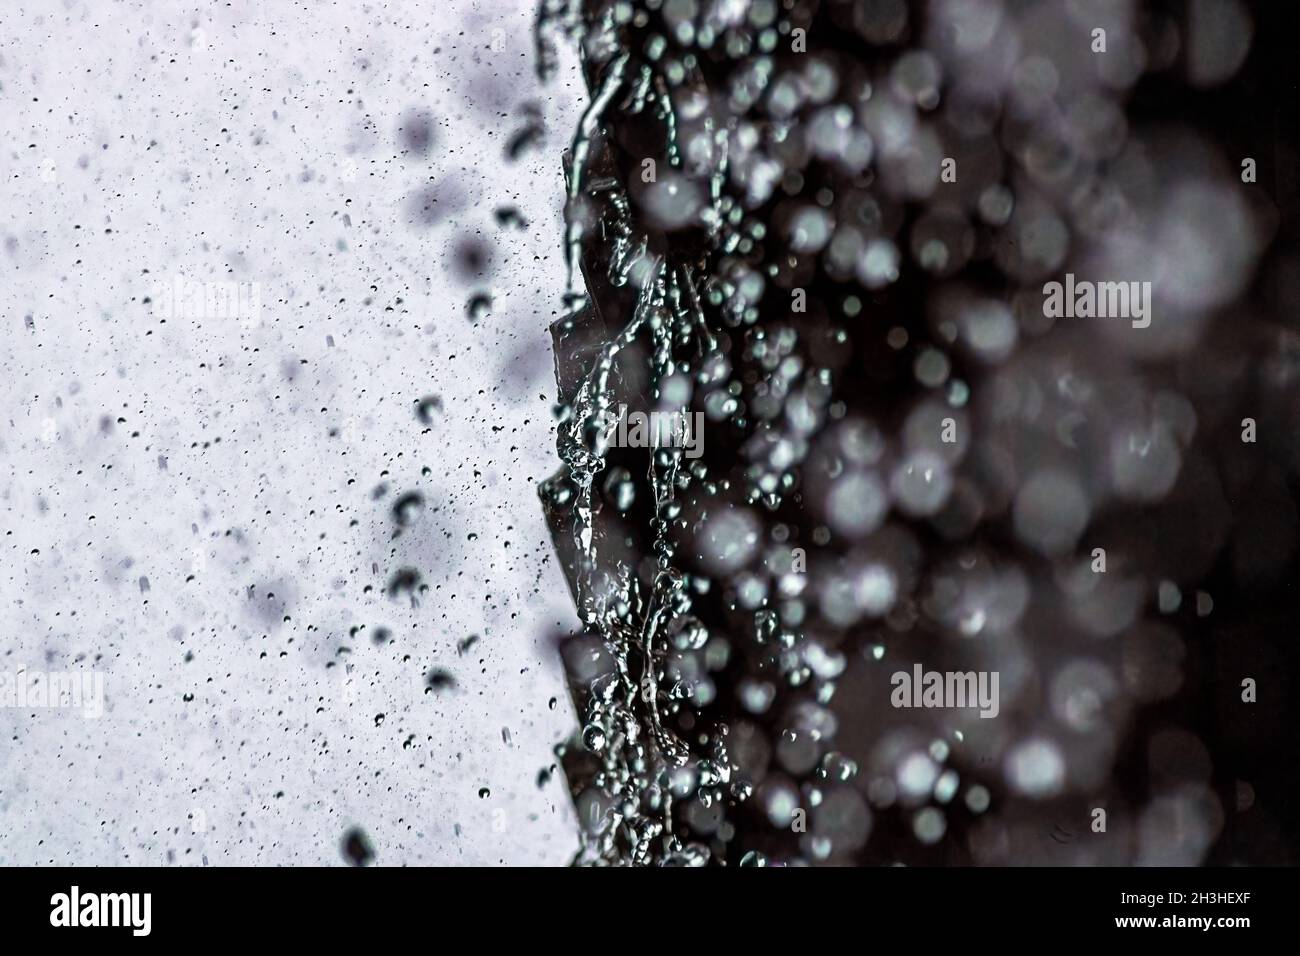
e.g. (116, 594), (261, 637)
(538, 0), (1286, 866)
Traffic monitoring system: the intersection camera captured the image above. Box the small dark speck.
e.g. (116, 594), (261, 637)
(341, 827), (374, 866)
(425, 668), (456, 693)
(415, 394), (442, 424)
(386, 567), (423, 598)
(494, 206), (528, 229)
(466, 291), (492, 322)
(505, 103), (544, 161)
(392, 491), (424, 527)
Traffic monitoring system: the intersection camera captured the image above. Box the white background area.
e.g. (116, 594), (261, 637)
(0, 0), (586, 865)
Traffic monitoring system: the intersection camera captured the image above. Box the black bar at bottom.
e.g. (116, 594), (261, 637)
(0, 866), (1289, 941)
